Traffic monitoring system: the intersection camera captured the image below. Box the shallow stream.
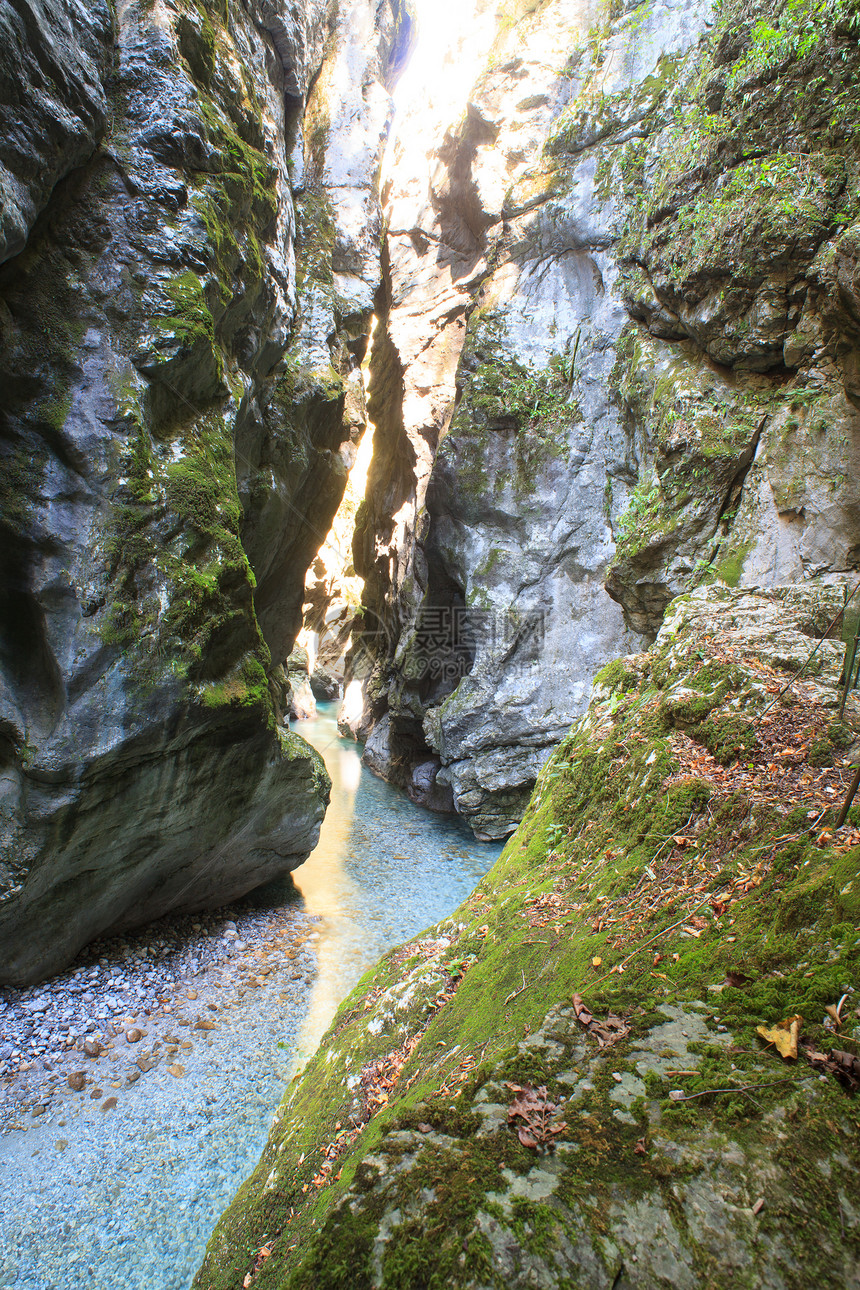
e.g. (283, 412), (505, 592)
(0, 707), (500, 1290)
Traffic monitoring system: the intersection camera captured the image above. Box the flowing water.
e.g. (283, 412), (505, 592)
(0, 707), (500, 1290)
(290, 706), (502, 1072)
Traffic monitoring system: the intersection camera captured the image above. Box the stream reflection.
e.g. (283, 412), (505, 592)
(289, 704), (501, 1071)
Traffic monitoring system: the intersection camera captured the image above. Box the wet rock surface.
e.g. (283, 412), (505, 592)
(0, 0), (408, 985)
(0, 0), (113, 264)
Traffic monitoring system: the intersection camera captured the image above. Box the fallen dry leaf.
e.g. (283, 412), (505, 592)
(573, 994), (630, 1047)
(832, 1049), (860, 1089)
(825, 995), (848, 1026)
(756, 1015), (802, 1060)
(506, 1083), (567, 1148)
(572, 994), (594, 1027)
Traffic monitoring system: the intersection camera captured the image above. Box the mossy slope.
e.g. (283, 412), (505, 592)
(196, 580), (860, 1288)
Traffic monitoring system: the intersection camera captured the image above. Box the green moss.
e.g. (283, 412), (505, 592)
(726, 0), (860, 94)
(201, 655), (269, 711)
(599, 0), (860, 620)
(97, 403), (268, 708)
(0, 432), (47, 544)
(714, 552), (744, 587)
(693, 711), (756, 764)
(832, 847), (860, 919)
(619, 0), (860, 296)
(294, 190), (337, 294)
(610, 476), (664, 563)
(593, 659), (637, 692)
(447, 314), (578, 501)
(177, 6), (217, 87)
(808, 719), (855, 767)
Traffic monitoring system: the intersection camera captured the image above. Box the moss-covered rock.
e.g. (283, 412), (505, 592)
(603, 0), (860, 625)
(194, 581), (860, 1288)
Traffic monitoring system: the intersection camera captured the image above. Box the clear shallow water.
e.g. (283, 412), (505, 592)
(0, 707), (500, 1290)
(291, 705), (502, 1070)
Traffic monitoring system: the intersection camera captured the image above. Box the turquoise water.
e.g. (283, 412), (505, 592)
(290, 704), (502, 1069)
(0, 708), (501, 1290)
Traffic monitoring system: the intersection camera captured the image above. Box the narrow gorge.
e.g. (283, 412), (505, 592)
(1, 0), (859, 1286)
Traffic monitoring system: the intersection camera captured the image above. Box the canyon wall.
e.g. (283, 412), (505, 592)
(193, 2), (860, 1281)
(352, 0), (860, 838)
(0, 0), (410, 985)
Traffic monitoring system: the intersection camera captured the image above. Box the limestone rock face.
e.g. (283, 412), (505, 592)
(352, 0), (707, 836)
(0, 0), (113, 265)
(606, 0), (860, 628)
(352, 0), (860, 839)
(0, 0), (409, 985)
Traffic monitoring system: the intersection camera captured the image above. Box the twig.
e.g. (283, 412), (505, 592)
(669, 1077), (802, 1102)
(504, 970), (527, 1005)
(808, 806), (830, 834)
(591, 895), (712, 985)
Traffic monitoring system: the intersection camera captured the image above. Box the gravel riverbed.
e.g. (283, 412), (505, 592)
(0, 897), (319, 1290)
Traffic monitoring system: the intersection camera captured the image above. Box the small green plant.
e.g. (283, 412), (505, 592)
(726, 0), (860, 93)
(612, 479), (663, 561)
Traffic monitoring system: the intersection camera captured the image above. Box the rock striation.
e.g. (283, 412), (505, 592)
(350, 0), (860, 839)
(0, 0), (410, 985)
